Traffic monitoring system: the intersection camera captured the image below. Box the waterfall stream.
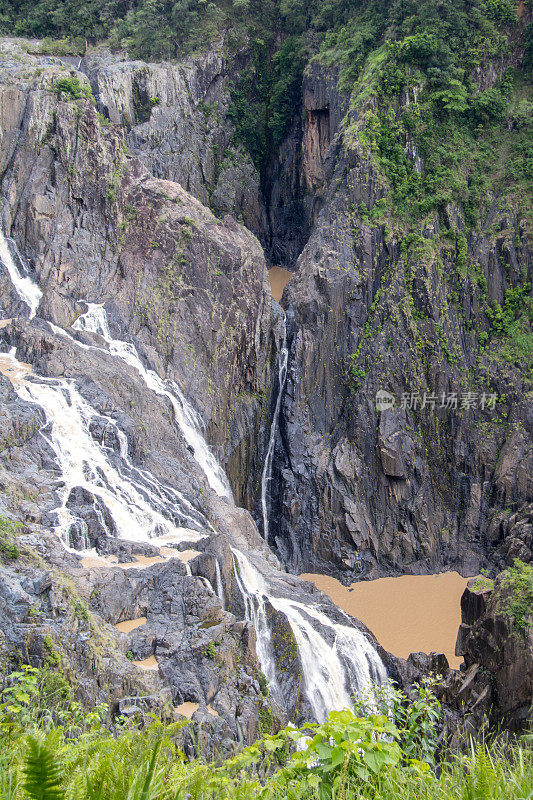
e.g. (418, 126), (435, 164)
(4, 348), (207, 545)
(0, 228), (387, 723)
(73, 304), (232, 500)
(0, 231), (42, 318)
(233, 549), (386, 722)
(215, 559), (225, 610)
(260, 322), (288, 543)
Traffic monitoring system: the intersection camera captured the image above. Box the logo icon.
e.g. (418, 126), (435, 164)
(375, 389), (395, 412)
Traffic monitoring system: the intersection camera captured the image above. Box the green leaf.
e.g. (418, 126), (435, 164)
(350, 761), (370, 780)
(316, 743), (332, 761)
(307, 773), (321, 788)
(23, 736), (65, 800)
(329, 747), (345, 768)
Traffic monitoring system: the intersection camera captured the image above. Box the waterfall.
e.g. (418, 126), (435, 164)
(0, 231), (388, 724)
(232, 549), (386, 722)
(0, 230), (42, 318)
(73, 304), (232, 500)
(3, 349), (207, 545)
(232, 550), (281, 700)
(261, 322), (288, 543)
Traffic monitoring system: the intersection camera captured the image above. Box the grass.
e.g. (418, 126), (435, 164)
(0, 669), (532, 800)
(0, 716), (531, 800)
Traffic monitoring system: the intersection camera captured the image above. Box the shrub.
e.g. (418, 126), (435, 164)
(0, 515), (22, 560)
(497, 559), (533, 635)
(456, 232), (467, 273)
(353, 677), (442, 766)
(469, 88), (508, 125)
(0, 688), (531, 800)
(54, 77), (93, 102)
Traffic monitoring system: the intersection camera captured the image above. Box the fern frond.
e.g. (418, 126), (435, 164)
(23, 736), (65, 800)
(139, 740), (162, 800)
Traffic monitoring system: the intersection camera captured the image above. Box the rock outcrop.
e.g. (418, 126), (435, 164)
(0, 38), (394, 744)
(269, 59), (532, 581)
(454, 576), (533, 731)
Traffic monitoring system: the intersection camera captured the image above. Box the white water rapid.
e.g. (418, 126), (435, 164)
(0, 230), (42, 318)
(0, 228), (387, 724)
(4, 348), (207, 545)
(233, 550), (387, 722)
(73, 303), (232, 500)
(232, 550), (281, 698)
(260, 324), (288, 543)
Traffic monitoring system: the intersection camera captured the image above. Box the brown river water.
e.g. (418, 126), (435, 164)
(300, 572), (469, 668)
(268, 266), (292, 302)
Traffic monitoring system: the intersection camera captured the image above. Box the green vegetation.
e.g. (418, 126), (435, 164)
(485, 284), (533, 371)
(2, 0), (531, 213)
(497, 558), (533, 635)
(0, 666), (532, 800)
(24, 36), (85, 55)
(0, 515), (22, 561)
(345, 3), (532, 227)
(203, 641), (217, 659)
(472, 574), (495, 592)
(54, 76), (94, 102)
(228, 32), (305, 173)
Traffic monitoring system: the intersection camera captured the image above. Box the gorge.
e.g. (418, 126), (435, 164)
(0, 0), (531, 761)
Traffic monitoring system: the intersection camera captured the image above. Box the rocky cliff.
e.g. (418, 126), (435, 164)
(271, 52), (532, 583)
(0, 38), (400, 744)
(0, 0), (531, 740)
(454, 570), (532, 731)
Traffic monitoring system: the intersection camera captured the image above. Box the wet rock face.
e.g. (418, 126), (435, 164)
(264, 61), (347, 269)
(301, 62), (346, 223)
(0, 528), (270, 746)
(84, 48), (268, 246)
(454, 578), (532, 731)
(377, 408), (415, 479)
(271, 70), (532, 579)
(0, 40), (277, 503)
(265, 600), (304, 720)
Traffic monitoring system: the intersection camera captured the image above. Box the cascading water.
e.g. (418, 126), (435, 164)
(0, 230), (42, 318)
(4, 348), (207, 546)
(260, 322), (288, 543)
(244, 302), (387, 721)
(0, 229), (388, 724)
(0, 244), (218, 546)
(232, 549), (387, 722)
(73, 304), (232, 500)
(232, 550), (281, 699)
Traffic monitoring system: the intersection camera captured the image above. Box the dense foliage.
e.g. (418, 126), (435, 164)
(1, 665), (532, 800)
(2, 0), (531, 198)
(347, 0), (532, 224)
(497, 558), (533, 635)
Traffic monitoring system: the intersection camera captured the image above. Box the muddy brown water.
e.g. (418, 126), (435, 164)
(175, 701), (199, 718)
(115, 617), (147, 634)
(0, 352), (32, 386)
(268, 266), (292, 302)
(132, 655), (158, 671)
(300, 572), (469, 668)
